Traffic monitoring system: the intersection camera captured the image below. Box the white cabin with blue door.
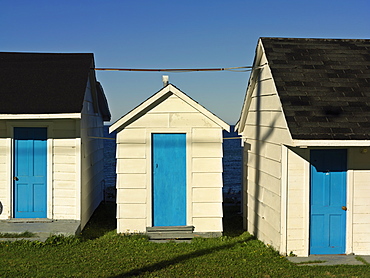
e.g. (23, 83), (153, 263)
(237, 38), (370, 256)
(0, 52), (111, 232)
(110, 82), (230, 237)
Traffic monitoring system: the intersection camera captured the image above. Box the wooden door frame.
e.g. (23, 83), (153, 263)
(146, 128), (192, 228)
(309, 148), (348, 255)
(13, 127), (48, 218)
(6, 121), (54, 219)
(151, 133), (187, 226)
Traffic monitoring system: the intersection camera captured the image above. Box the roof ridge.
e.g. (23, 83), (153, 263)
(260, 37), (370, 42)
(0, 52), (93, 56)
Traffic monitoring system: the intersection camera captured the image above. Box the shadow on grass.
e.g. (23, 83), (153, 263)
(80, 202), (246, 276)
(82, 202), (246, 276)
(81, 202), (117, 240)
(82, 202), (244, 240)
(112, 236), (254, 277)
(222, 203), (244, 237)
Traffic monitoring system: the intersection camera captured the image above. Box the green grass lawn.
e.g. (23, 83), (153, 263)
(0, 203), (369, 277)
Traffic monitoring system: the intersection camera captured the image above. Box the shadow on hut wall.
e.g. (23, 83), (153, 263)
(244, 68), (280, 238)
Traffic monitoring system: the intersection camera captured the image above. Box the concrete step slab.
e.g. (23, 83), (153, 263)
(146, 226), (195, 240)
(287, 255), (366, 266)
(0, 220), (81, 238)
(0, 237), (48, 242)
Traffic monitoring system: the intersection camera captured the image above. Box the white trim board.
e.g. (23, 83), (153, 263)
(0, 113), (81, 120)
(291, 140), (370, 147)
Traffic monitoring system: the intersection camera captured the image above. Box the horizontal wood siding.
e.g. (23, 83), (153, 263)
(53, 120), (79, 138)
(0, 138), (10, 219)
(348, 148), (370, 255)
(116, 94), (224, 234)
(192, 128), (223, 233)
(116, 128), (147, 233)
(286, 148), (309, 256)
(241, 53), (292, 251)
(79, 82), (105, 229)
(52, 137), (78, 220)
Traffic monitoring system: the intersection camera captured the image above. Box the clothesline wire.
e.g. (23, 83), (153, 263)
(93, 66), (253, 72)
(89, 136), (241, 141)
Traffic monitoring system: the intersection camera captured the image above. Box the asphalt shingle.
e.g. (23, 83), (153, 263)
(1, 52), (96, 115)
(261, 37), (370, 140)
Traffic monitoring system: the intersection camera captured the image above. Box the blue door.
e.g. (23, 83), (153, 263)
(310, 149), (347, 254)
(152, 134), (186, 226)
(14, 127), (47, 218)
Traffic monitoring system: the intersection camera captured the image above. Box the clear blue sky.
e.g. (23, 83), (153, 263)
(2, 0), (369, 124)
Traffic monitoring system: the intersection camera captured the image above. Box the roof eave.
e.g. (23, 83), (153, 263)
(0, 113), (82, 120)
(237, 38), (265, 134)
(109, 85), (172, 133)
(169, 84), (230, 132)
(289, 139), (370, 147)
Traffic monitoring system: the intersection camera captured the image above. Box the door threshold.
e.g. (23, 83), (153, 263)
(310, 254), (346, 256)
(5, 219), (54, 223)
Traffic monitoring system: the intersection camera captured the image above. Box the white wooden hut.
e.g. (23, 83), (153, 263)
(0, 52), (111, 233)
(237, 38), (370, 256)
(110, 82), (229, 238)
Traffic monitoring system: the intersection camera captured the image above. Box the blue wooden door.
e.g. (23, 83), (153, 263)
(310, 149), (347, 254)
(152, 134), (186, 226)
(14, 127), (47, 218)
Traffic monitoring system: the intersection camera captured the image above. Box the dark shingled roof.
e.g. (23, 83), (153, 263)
(0, 52), (110, 120)
(261, 37), (370, 140)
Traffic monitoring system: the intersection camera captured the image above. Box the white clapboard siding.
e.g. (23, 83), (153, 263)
(191, 127), (224, 233)
(240, 51), (292, 253)
(0, 138), (10, 219)
(150, 94), (199, 113)
(114, 86), (228, 235)
(79, 82), (105, 229)
(192, 172), (222, 188)
(52, 136), (78, 220)
(117, 174), (147, 189)
(351, 155), (370, 255)
(285, 148), (309, 256)
(53, 119), (78, 138)
(192, 128), (222, 143)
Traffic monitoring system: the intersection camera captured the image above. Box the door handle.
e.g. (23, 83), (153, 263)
(342, 206), (347, 211)
(13, 177), (19, 181)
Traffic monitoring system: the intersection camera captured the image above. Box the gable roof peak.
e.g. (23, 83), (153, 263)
(110, 83), (230, 132)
